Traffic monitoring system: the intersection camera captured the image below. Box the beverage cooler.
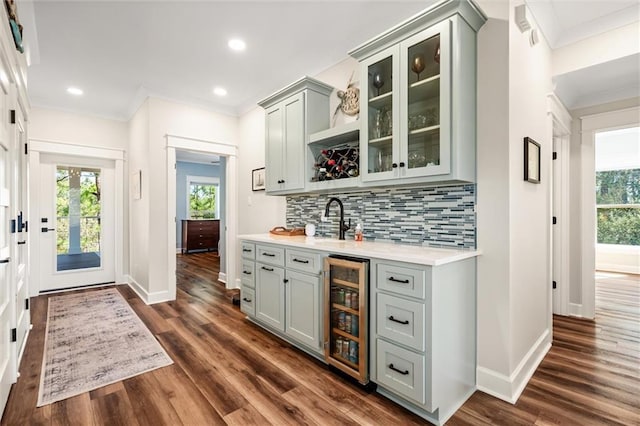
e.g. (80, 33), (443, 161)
(324, 255), (369, 384)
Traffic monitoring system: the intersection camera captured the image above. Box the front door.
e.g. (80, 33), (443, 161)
(38, 155), (115, 291)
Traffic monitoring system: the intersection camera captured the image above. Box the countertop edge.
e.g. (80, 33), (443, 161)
(238, 234), (480, 267)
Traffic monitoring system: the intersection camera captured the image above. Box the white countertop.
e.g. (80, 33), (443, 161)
(238, 233), (480, 266)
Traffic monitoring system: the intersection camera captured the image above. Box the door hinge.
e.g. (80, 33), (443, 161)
(552, 281), (557, 289)
(552, 216), (557, 225)
(9, 110), (15, 124)
(25, 298), (29, 310)
(552, 152), (557, 160)
(10, 328), (16, 342)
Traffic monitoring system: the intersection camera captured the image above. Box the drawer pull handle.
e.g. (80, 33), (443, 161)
(292, 258), (309, 264)
(243, 271), (252, 275)
(388, 316), (409, 325)
(388, 364), (409, 375)
(262, 253), (276, 257)
(242, 297), (252, 303)
(388, 276), (410, 284)
(242, 249), (252, 253)
(261, 266), (274, 272)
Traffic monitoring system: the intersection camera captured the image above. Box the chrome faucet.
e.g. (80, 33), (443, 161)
(324, 197), (350, 240)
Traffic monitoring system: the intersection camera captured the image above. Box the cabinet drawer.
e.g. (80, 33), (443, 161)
(241, 242), (255, 260)
(377, 293), (425, 352)
(285, 249), (322, 274)
(241, 286), (255, 316)
(256, 244), (285, 267)
(376, 339), (430, 407)
(241, 260), (255, 288)
(377, 263), (429, 299)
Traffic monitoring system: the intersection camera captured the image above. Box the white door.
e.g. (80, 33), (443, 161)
(11, 107), (28, 359)
(0, 125), (13, 412)
(38, 155), (115, 291)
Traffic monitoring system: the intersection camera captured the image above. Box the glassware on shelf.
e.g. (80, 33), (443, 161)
(372, 73), (384, 96)
(411, 54), (425, 81)
(372, 110), (382, 139)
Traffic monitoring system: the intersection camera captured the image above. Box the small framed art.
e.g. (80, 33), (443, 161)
(524, 137), (540, 184)
(252, 167), (266, 191)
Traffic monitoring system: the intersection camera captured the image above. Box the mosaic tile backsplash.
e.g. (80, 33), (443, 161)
(286, 184), (476, 249)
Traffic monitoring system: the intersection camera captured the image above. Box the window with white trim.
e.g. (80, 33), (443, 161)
(187, 176), (220, 219)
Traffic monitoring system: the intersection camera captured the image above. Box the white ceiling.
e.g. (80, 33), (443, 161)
(19, 1), (640, 120)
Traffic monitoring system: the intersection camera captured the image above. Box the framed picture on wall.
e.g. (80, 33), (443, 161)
(524, 137), (540, 184)
(252, 167), (265, 191)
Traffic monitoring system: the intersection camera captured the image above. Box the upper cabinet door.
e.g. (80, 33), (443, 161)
(399, 19), (451, 179)
(265, 104), (284, 192)
(282, 92), (305, 192)
(361, 47), (401, 183)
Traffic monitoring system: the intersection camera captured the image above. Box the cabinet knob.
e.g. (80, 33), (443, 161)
(392, 163), (398, 168)
(399, 162), (405, 168)
(283, 279), (289, 283)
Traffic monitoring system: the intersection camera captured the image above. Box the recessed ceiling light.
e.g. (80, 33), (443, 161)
(67, 87), (83, 96)
(228, 38), (246, 51)
(213, 87), (227, 96)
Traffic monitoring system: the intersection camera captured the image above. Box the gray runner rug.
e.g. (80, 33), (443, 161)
(38, 288), (173, 406)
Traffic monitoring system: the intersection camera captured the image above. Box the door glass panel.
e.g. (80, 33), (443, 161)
(56, 166), (102, 271)
(368, 55), (393, 174)
(407, 34), (441, 169)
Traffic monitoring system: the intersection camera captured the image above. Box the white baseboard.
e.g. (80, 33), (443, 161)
(218, 272), (226, 283)
(235, 278), (242, 289)
(477, 329), (551, 404)
(176, 248), (182, 254)
(126, 275), (172, 305)
(569, 303), (583, 317)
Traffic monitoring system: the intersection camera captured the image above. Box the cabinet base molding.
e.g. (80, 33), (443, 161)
(246, 317), (325, 361)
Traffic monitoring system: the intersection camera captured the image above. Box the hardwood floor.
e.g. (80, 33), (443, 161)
(2, 256), (638, 425)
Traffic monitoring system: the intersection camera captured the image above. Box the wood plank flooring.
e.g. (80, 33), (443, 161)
(2, 254), (638, 425)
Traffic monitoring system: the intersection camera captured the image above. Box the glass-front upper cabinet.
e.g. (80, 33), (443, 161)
(401, 20), (451, 178)
(360, 49), (399, 182)
(359, 18), (455, 183)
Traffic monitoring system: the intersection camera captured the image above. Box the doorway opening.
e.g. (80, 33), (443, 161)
(166, 135), (238, 300)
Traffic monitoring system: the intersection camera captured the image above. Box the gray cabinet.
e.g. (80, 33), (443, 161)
(240, 243), (256, 316)
(350, 0), (485, 186)
(258, 77), (333, 194)
(255, 262), (285, 331)
(285, 270), (321, 349)
(248, 243), (323, 354)
(370, 257), (476, 424)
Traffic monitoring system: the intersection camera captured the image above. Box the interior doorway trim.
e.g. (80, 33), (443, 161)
(28, 139), (125, 296)
(166, 135), (238, 298)
(579, 106), (639, 319)
(547, 94), (571, 317)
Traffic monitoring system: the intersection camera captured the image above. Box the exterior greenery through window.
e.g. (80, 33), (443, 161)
(56, 167), (101, 254)
(596, 169), (640, 246)
(189, 183), (218, 219)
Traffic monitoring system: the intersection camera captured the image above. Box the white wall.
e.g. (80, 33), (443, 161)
(475, 0), (553, 403)
(128, 100), (150, 292)
(29, 107), (128, 150)
(237, 107), (285, 235)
